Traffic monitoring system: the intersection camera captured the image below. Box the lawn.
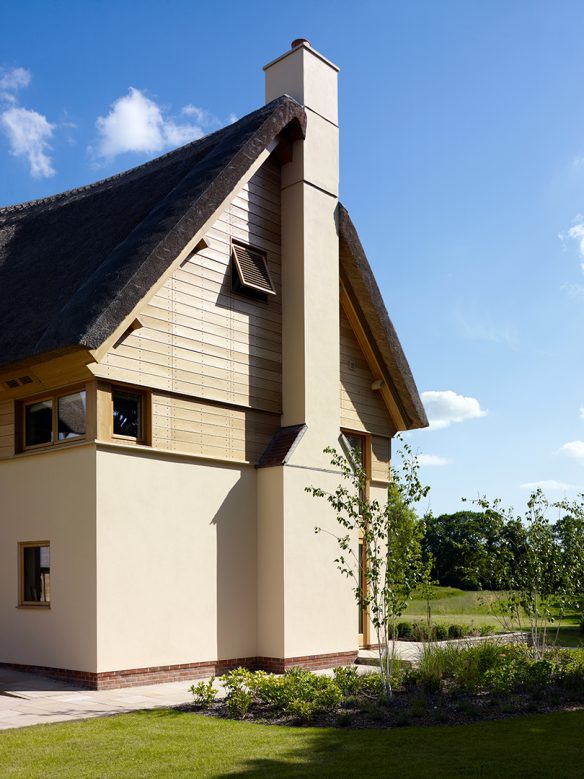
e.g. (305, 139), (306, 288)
(1, 708), (584, 778)
(405, 587), (583, 646)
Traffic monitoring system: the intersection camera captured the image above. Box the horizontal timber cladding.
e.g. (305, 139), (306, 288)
(371, 435), (391, 483)
(95, 158), (282, 415)
(0, 400), (14, 458)
(340, 308), (394, 437)
(151, 392), (281, 464)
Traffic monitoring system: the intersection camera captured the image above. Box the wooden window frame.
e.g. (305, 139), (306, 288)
(20, 385), (87, 452)
(340, 429), (371, 487)
(18, 541), (51, 609)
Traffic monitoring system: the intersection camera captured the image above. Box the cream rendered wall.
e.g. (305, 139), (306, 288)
(0, 444), (97, 671)
(257, 463), (356, 660)
(280, 465), (356, 658)
(95, 446), (257, 671)
(256, 466), (285, 658)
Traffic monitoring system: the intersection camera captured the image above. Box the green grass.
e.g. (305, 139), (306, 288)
(404, 587), (581, 639)
(2, 708), (584, 778)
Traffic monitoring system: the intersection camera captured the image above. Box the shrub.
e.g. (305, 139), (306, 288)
(434, 623), (448, 641)
(221, 668), (256, 719)
(480, 624), (496, 637)
(406, 645), (454, 693)
(451, 642), (507, 693)
(413, 622), (436, 642)
(226, 687), (253, 718)
(359, 671), (384, 698)
(448, 624), (465, 639)
(397, 621), (413, 639)
(188, 677), (217, 709)
(333, 665), (361, 696)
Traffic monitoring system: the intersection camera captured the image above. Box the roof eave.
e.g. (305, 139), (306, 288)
(338, 203), (428, 431)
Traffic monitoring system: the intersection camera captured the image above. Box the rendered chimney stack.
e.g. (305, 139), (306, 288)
(263, 41), (340, 465)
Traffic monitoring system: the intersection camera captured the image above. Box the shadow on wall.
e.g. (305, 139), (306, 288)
(212, 471), (257, 663)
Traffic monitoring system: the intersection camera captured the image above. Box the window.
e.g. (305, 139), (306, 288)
(231, 242), (275, 301)
(341, 431), (368, 502)
(19, 542), (50, 607)
(341, 432), (366, 470)
(112, 389), (142, 439)
(23, 390), (86, 449)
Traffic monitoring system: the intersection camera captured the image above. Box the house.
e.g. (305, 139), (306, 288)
(0, 40), (427, 689)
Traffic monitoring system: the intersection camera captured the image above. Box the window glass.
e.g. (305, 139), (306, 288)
(345, 434), (364, 466)
(58, 391), (86, 440)
(25, 400), (53, 446)
(113, 391), (142, 438)
(22, 544), (50, 604)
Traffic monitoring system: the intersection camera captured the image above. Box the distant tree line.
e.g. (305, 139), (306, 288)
(423, 502), (584, 593)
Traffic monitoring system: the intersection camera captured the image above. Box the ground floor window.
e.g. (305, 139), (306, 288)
(19, 542), (50, 606)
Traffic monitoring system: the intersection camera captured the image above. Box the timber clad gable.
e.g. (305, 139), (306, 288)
(91, 158), (283, 464)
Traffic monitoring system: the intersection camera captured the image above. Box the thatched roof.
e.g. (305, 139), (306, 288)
(0, 96), (305, 367)
(0, 94), (426, 429)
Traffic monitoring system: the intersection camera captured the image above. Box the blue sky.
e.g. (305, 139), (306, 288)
(1, 0), (583, 514)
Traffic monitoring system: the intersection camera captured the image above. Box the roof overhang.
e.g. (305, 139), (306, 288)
(338, 204), (428, 431)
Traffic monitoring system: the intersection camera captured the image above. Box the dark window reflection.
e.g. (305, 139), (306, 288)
(113, 391), (141, 438)
(25, 400), (53, 446)
(23, 545), (50, 604)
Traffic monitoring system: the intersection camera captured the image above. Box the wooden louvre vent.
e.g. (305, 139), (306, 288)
(232, 244), (276, 296)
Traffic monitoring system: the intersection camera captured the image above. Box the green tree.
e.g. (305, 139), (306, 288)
(306, 438), (429, 698)
(471, 490), (584, 655)
(423, 510), (523, 590)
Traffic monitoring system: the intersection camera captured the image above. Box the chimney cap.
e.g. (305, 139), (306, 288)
(291, 38), (310, 49)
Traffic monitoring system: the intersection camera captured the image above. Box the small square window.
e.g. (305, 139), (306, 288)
(25, 400), (53, 447)
(19, 543), (50, 606)
(113, 390), (142, 439)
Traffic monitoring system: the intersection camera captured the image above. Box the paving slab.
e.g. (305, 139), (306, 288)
(0, 669), (198, 731)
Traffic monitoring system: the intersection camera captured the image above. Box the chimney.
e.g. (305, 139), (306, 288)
(263, 41), (340, 465)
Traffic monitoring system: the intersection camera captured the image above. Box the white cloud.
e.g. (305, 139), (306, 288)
(520, 480), (575, 492)
(94, 88), (216, 160)
(418, 454), (451, 467)
(0, 106), (55, 178)
(559, 440), (584, 464)
(559, 217), (584, 272)
(0, 66), (31, 102)
(421, 390), (487, 430)
(0, 66), (56, 178)
(580, 407), (584, 420)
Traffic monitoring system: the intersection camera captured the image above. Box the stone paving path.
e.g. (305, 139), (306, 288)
(0, 668), (195, 731)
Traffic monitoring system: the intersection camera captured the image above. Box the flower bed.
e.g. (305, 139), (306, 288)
(180, 644), (584, 729)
